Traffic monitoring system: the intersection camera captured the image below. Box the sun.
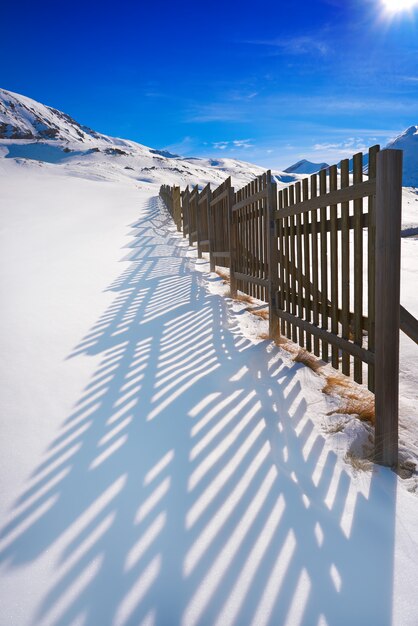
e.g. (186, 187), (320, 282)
(382, 0), (418, 13)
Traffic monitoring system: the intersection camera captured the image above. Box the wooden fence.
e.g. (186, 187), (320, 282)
(159, 146), (418, 468)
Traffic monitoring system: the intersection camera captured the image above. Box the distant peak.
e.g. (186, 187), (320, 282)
(283, 159), (329, 175)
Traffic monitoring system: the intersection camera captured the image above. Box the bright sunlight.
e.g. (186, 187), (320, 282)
(382, 0), (418, 13)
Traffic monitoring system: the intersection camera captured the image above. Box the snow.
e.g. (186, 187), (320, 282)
(0, 88), (299, 190)
(387, 126), (418, 187)
(1, 157), (418, 626)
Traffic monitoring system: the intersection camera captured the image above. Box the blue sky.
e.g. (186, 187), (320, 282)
(2, 0), (418, 168)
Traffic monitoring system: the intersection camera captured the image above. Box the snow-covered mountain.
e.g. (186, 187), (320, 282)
(2, 89), (417, 189)
(0, 88), (295, 189)
(386, 125), (418, 187)
(284, 159), (329, 175)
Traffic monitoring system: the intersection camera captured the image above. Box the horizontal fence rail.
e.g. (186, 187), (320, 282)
(159, 146), (417, 468)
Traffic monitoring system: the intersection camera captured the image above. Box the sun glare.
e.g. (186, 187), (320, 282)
(382, 0), (418, 13)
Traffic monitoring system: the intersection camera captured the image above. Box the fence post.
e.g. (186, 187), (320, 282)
(267, 171), (279, 338)
(173, 186), (181, 231)
(229, 185), (237, 297)
(374, 149), (402, 467)
(182, 187), (189, 239)
(196, 188), (203, 259)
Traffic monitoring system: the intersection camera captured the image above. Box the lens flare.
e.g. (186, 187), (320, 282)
(382, 0), (418, 13)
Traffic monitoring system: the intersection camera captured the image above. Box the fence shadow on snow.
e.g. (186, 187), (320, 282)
(0, 195), (397, 626)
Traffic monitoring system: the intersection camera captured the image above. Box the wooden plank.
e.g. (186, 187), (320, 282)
(267, 171), (279, 337)
(273, 179), (376, 220)
(278, 190), (286, 335)
(368, 146), (379, 391)
(210, 187), (229, 205)
(302, 178), (312, 352)
(283, 188), (291, 338)
(340, 159), (350, 375)
(256, 179), (261, 298)
(274, 308), (375, 365)
(250, 179), (256, 297)
(229, 185), (237, 296)
(400, 305), (418, 344)
(295, 182), (304, 347)
(310, 174), (320, 356)
(353, 152), (363, 383)
(234, 273), (269, 287)
(208, 187), (215, 271)
(319, 169), (329, 362)
(289, 185), (297, 342)
(232, 187), (268, 211)
(329, 165), (339, 368)
(286, 213), (368, 236)
(374, 149), (402, 467)
(183, 187), (190, 238)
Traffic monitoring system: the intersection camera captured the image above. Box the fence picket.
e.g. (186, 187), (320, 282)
(353, 152), (363, 383)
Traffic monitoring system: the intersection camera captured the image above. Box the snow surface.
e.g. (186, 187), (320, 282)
(387, 126), (418, 188)
(1, 158), (418, 626)
(0, 88), (299, 190)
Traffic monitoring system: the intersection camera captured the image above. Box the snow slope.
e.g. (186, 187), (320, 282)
(1, 157), (418, 626)
(387, 126), (418, 188)
(0, 88), (297, 189)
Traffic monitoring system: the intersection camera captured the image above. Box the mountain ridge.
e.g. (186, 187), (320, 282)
(1, 88), (417, 188)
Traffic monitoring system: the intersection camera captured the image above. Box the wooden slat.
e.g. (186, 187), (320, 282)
(210, 187), (229, 205)
(283, 188), (291, 337)
(319, 169), (329, 362)
(289, 185), (297, 342)
(256, 179), (261, 298)
(295, 181), (304, 347)
(294, 213), (368, 235)
(340, 159), (350, 375)
(233, 187), (268, 211)
(311, 174), (320, 356)
(330, 165), (339, 368)
(400, 305), (418, 344)
(250, 179), (255, 297)
(302, 178), (312, 352)
(273, 179), (376, 220)
(267, 171), (279, 337)
(234, 273), (269, 287)
(353, 152), (363, 383)
(229, 185), (237, 296)
(374, 149), (402, 467)
(278, 190), (286, 335)
(367, 145), (379, 391)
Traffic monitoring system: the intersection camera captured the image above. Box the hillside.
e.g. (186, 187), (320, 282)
(386, 125), (418, 187)
(0, 88), (293, 189)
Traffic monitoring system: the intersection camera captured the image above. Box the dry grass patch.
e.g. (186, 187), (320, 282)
(215, 269), (230, 283)
(331, 398), (375, 424)
(272, 334), (298, 354)
(234, 292), (254, 305)
(274, 334), (292, 346)
(293, 349), (324, 374)
(249, 308), (269, 320)
(322, 374), (375, 424)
